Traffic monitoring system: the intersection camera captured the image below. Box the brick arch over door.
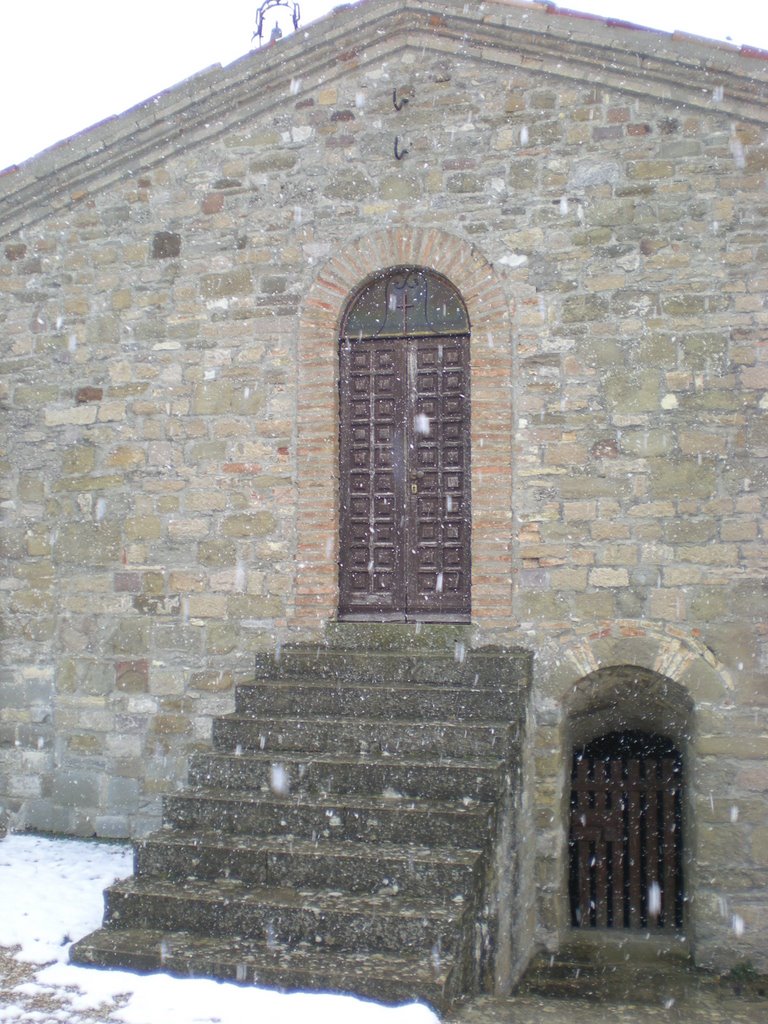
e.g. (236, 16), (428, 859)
(531, 623), (733, 946)
(293, 227), (513, 628)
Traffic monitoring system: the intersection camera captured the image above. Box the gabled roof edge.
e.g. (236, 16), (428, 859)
(1, 0), (767, 240)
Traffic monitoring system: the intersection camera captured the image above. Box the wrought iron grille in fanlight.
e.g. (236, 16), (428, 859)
(341, 268), (470, 341)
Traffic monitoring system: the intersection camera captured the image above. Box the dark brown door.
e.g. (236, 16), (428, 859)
(339, 332), (471, 620)
(569, 732), (684, 930)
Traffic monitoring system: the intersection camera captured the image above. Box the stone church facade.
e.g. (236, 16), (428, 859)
(1, 0), (767, 989)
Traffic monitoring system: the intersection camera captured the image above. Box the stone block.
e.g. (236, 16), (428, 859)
(665, 519), (717, 543)
(54, 474), (124, 493)
(507, 158), (537, 189)
(51, 770), (100, 809)
(600, 544), (639, 566)
(183, 490), (228, 513)
(221, 513), (276, 538)
(24, 530), (50, 556)
(191, 381), (236, 415)
(588, 198), (635, 226)
(688, 588), (731, 621)
(105, 446), (145, 469)
(45, 405), (98, 426)
(150, 715), (191, 736)
(168, 519), (209, 542)
(679, 431), (727, 457)
(93, 815), (132, 838)
(66, 733), (105, 755)
(125, 516), (162, 541)
(227, 594), (284, 618)
(201, 192), (225, 215)
(549, 568), (587, 590)
(678, 543), (738, 565)
(198, 539), (237, 567)
(23, 801), (73, 835)
(186, 594), (228, 619)
(206, 623), (239, 654)
(189, 671), (234, 693)
(149, 669), (186, 695)
(446, 173), (484, 193)
(109, 619), (151, 657)
(589, 568), (629, 588)
(515, 591), (569, 619)
(62, 445), (96, 475)
(324, 169), (372, 200)
(249, 152), (298, 173)
(169, 572), (206, 592)
(152, 232), (181, 259)
(14, 384), (58, 406)
(115, 661), (150, 693)
(18, 473), (46, 502)
(648, 588), (685, 620)
(604, 371), (659, 413)
(626, 160), (675, 179)
(571, 592), (616, 618)
(56, 523), (120, 566)
(200, 269), (252, 300)
(106, 777), (140, 810)
(648, 461), (717, 501)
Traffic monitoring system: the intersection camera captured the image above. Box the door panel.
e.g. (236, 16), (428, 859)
(340, 340), (405, 615)
(406, 337), (470, 616)
(339, 335), (470, 619)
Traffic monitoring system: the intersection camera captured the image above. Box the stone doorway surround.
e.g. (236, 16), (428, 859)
(293, 226), (513, 630)
(532, 622), (736, 968)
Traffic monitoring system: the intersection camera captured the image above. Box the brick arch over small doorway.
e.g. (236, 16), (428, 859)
(532, 623), (733, 950)
(292, 227), (513, 628)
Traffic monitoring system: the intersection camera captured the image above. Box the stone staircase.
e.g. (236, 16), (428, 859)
(71, 628), (532, 1011)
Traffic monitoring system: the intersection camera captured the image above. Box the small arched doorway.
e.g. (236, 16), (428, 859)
(338, 267), (471, 620)
(569, 729), (684, 931)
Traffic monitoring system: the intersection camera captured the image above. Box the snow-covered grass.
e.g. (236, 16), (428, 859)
(0, 833), (440, 1024)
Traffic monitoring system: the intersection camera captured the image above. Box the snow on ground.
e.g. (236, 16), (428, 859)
(0, 833), (440, 1024)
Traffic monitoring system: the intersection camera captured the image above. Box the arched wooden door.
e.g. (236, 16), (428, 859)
(338, 268), (471, 621)
(569, 731), (684, 930)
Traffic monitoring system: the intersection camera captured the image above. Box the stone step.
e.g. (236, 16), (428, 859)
(213, 714), (516, 760)
(70, 927), (461, 1010)
(188, 751), (505, 802)
(136, 830), (483, 898)
(517, 949), (709, 1004)
(254, 639), (531, 689)
(235, 680), (521, 722)
(102, 877), (471, 956)
(163, 790), (494, 848)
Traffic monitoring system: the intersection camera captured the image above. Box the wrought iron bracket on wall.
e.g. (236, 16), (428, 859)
(393, 87), (411, 160)
(393, 89), (409, 112)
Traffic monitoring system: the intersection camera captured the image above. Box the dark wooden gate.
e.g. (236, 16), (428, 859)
(338, 268), (471, 620)
(569, 732), (684, 930)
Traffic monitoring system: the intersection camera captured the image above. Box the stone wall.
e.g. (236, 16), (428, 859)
(0, 0), (766, 974)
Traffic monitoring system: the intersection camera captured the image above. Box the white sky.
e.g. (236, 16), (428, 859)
(1, 1), (767, 172)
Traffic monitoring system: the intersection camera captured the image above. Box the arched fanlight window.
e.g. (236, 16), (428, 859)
(341, 267), (469, 340)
